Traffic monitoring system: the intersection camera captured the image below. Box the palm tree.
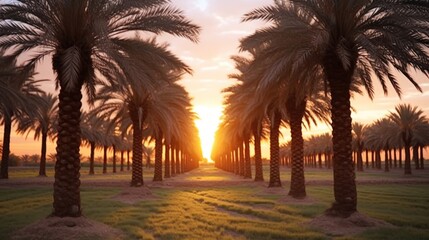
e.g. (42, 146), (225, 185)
(144, 82), (198, 181)
(242, 0), (429, 217)
(366, 118), (397, 172)
(389, 104), (428, 175)
(0, 54), (43, 179)
(94, 38), (192, 187)
(0, 0), (200, 217)
(81, 111), (104, 175)
(16, 93), (58, 177)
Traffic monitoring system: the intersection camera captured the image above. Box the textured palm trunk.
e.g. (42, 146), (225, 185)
(129, 104), (145, 187)
(0, 115), (12, 179)
(269, 111), (282, 187)
(52, 88), (82, 217)
(153, 129), (163, 182)
(253, 123), (264, 181)
(103, 145), (108, 174)
(165, 143), (170, 178)
(324, 56), (357, 217)
(112, 145), (117, 173)
(244, 137), (252, 179)
(89, 141), (95, 175)
(39, 131), (48, 177)
(420, 146), (425, 169)
(287, 97), (306, 198)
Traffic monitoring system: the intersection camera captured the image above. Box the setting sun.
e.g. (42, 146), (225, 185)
(194, 105), (222, 162)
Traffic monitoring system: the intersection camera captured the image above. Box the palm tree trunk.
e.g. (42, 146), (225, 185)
(413, 146), (420, 169)
(171, 144), (175, 176)
(244, 137), (252, 179)
(393, 148), (397, 168)
(239, 142), (245, 176)
(176, 146), (180, 174)
(356, 144), (364, 172)
(0, 115), (12, 179)
(181, 150), (185, 173)
(376, 150), (381, 170)
(103, 146), (107, 174)
(420, 146), (425, 169)
(384, 148), (389, 172)
(287, 97), (306, 198)
(39, 131), (48, 177)
(365, 149), (369, 169)
(120, 150), (124, 172)
(325, 67), (357, 217)
(52, 89), (82, 217)
(127, 150), (130, 171)
(129, 104), (144, 187)
(165, 143), (170, 178)
(253, 123), (264, 181)
(89, 141), (95, 175)
(404, 145), (412, 174)
(399, 148), (403, 168)
(153, 129), (163, 182)
(269, 111), (282, 188)
(112, 145), (116, 173)
(232, 148), (240, 175)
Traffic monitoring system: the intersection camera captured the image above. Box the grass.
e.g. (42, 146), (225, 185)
(1, 165), (429, 239)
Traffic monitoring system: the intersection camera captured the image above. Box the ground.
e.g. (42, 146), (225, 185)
(1, 164), (429, 239)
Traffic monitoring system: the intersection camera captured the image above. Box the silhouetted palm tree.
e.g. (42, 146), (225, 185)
(81, 111), (104, 175)
(0, 0), (200, 217)
(389, 104), (428, 175)
(0, 54), (43, 179)
(16, 93), (58, 177)
(242, 0), (429, 217)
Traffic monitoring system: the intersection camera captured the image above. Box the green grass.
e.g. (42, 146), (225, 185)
(1, 181), (429, 240)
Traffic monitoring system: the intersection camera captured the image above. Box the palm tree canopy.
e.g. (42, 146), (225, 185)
(0, 0), (200, 102)
(15, 92), (58, 141)
(241, 0), (429, 98)
(389, 104), (428, 144)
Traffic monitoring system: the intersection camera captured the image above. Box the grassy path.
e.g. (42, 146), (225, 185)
(1, 164), (429, 239)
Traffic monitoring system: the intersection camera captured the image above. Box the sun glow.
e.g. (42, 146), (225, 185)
(194, 105), (222, 162)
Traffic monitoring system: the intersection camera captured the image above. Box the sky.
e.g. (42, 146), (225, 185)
(3, 0), (429, 160)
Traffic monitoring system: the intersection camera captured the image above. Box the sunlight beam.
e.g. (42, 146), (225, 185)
(194, 105), (222, 162)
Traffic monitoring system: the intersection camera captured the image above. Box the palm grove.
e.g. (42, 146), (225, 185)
(0, 0), (428, 221)
(212, 0), (429, 218)
(0, 0), (202, 218)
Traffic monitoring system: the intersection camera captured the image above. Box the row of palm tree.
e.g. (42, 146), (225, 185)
(213, 0), (429, 217)
(0, 0), (201, 218)
(279, 104), (429, 174)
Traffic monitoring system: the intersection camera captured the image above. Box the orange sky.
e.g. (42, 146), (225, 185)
(2, 0), (429, 160)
